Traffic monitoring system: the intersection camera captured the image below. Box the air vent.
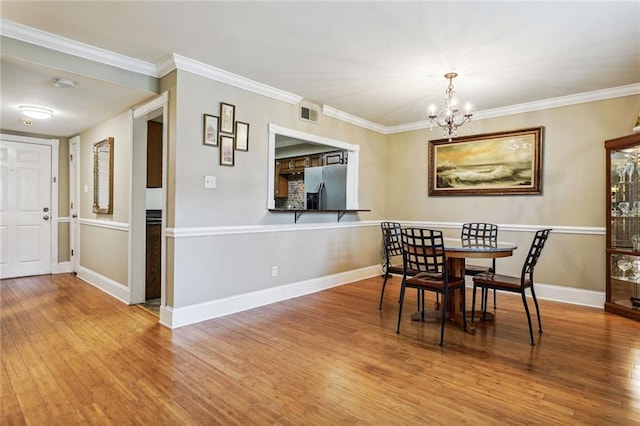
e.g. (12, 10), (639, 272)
(299, 103), (319, 124)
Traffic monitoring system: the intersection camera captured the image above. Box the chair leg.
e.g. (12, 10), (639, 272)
(379, 272), (390, 309)
(396, 281), (407, 334)
(493, 289), (497, 309)
(530, 286), (543, 333)
(482, 288), (489, 319)
(461, 287), (466, 332)
(471, 284), (478, 323)
(439, 291), (447, 346)
(521, 291), (536, 346)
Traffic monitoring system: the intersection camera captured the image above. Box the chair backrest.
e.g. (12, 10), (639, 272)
(381, 222), (403, 259)
(461, 223), (498, 240)
(522, 229), (552, 279)
(400, 227), (447, 277)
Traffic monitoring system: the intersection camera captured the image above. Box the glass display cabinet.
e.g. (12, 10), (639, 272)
(606, 132), (640, 320)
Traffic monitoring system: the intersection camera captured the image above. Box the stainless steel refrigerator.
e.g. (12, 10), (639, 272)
(304, 164), (347, 210)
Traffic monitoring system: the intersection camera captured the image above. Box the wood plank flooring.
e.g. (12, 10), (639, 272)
(2, 273), (640, 425)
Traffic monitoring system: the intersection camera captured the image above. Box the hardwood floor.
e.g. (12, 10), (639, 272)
(2, 273), (640, 425)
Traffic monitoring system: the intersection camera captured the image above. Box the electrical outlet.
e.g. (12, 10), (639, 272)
(204, 175), (216, 189)
(272, 266), (278, 277)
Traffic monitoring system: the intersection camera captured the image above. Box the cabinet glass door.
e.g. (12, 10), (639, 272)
(610, 253), (640, 310)
(611, 147), (640, 248)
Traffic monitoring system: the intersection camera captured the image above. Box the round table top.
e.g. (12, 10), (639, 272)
(443, 238), (517, 259)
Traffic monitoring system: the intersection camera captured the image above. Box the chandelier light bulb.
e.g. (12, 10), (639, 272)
(19, 105), (54, 120)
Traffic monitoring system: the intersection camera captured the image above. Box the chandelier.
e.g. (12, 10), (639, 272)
(428, 72), (472, 141)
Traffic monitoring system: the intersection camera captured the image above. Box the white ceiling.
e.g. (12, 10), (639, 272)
(1, 1), (639, 138)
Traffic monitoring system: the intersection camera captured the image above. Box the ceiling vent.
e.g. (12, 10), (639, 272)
(299, 102), (320, 124)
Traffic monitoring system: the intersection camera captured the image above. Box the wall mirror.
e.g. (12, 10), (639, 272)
(267, 123), (359, 210)
(93, 137), (114, 214)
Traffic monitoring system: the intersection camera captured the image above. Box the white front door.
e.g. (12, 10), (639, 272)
(0, 140), (52, 278)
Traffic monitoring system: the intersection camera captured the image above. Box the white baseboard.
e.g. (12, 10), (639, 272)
(465, 278), (604, 309)
(51, 261), (71, 274)
(76, 265), (131, 304)
(167, 265), (380, 329)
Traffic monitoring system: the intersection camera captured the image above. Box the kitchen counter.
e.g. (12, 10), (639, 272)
(269, 208), (370, 223)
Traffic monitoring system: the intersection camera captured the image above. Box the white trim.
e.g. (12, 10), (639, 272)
(165, 265), (380, 329)
(167, 220), (378, 239)
(269, 123), (361, 152)
(472, 83), (640, 121)
(58, 216), (71, 223)
(321, 105), (387, 134)
(79, 218), (129, 231)
(132, 92), (169, 119)
(69, 136), (80, 274)
(52, 262), (71, 274)
(0, 19), (157, 77)
(534, 282), (604, 308)
(385, 84), (640, 135)
(158, 54), (303, 105)
(466, 279), (604, 309)
(3, 18), (637, 136)
(164, 220), (602, 239)
(76, 265), (130, 304)
(398, 221), (604, 236)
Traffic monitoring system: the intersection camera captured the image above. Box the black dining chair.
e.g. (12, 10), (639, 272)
(396, 227), (466, 346)
(472, 229), (552, 346)
(462, 223), (498, 311)
(379, 222), (404, 309)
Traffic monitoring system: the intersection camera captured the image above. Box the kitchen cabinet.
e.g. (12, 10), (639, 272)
(309, 154), (323, 167)
(274, 160), (289, 198)
(145, 222), (161, 300)
(147, 121), (163, 188)
(324, 150), (344, 165)
(605, 132), (640, 320)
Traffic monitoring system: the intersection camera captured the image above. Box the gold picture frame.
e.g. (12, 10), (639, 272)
(428, 127), (543, 196)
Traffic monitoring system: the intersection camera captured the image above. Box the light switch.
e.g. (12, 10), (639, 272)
(204, 175), (216, 189)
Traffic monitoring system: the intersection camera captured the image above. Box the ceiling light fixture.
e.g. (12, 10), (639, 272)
(428, 72), (472, 141)
(53, 77), (77, 88)
(19, 105), (54, 120)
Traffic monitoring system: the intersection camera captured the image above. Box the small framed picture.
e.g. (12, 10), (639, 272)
(203, 114), (219, 146)
(235, 121), (249, 151)
(220, 135), (235, 166)
(220, 102), (236, 134)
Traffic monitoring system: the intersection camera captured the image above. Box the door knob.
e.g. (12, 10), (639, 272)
(43, 207), (49, 212)
(72, 213), (78, 219)
(43, 215), (50, 221)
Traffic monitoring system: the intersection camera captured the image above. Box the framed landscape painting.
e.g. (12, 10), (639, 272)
(428, 127), (543, 196)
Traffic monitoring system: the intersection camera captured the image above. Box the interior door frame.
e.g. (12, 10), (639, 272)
(1, 133), (59, 275)
(129, 93), (168, 313)
(69, 136), (80, 273)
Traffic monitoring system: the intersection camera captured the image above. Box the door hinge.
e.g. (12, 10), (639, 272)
(71, 249), (74, 256)
(52, 176), (57, 183)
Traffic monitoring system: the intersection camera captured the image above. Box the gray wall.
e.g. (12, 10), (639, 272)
(167, 70), (387, 308)
(387, 95), (640, 291)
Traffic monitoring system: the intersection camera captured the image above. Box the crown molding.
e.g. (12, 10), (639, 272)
(385, 83), (640, 135)
(157, 53), (303, 105)
(0, 19), (157, 77)
(321, 105), (388, 134)
(472, 83), (640, 121)
(3, 18), (637, 135)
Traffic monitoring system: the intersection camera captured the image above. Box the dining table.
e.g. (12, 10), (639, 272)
(411, 237), (518, 335)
